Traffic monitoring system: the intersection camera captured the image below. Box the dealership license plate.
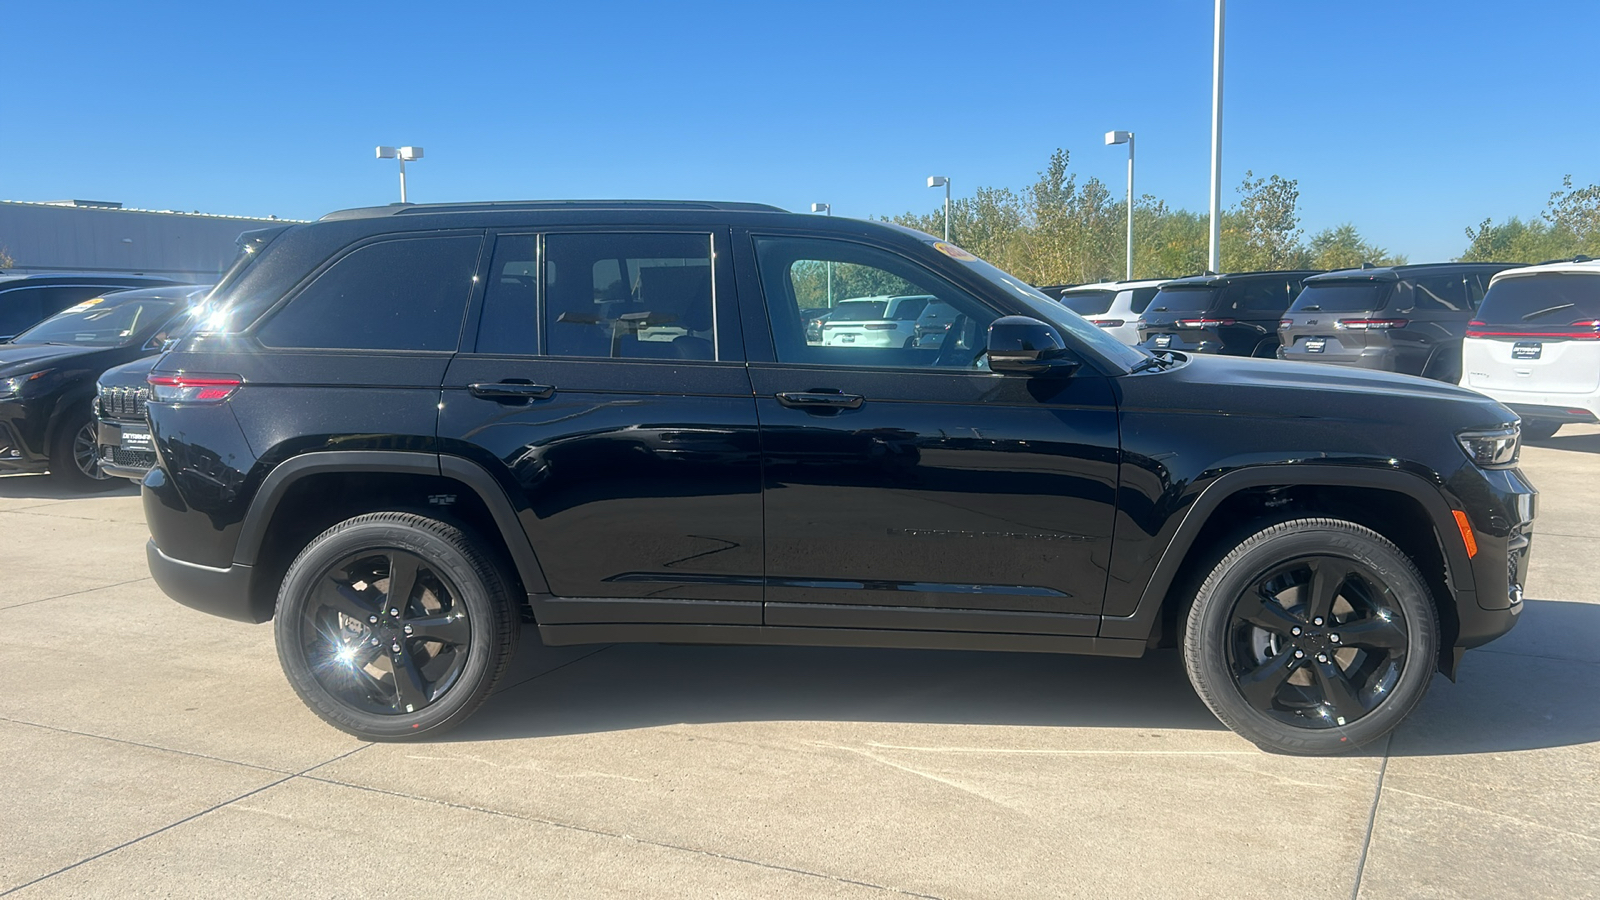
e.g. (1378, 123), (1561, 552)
(1512, 342), (1542, 360)
(1304, 337), (1327, 353)
(839, 333), (856, 343)
(120, 424), (152, 451)
(1154, 334), (1172, 348)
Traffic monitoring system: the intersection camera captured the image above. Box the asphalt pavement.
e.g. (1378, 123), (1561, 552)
(2, 426), (1596, 899)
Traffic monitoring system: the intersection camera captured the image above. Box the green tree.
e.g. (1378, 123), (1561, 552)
(1460, 217), (1568, 263)
(1306, 224), (1405, 270)
(1223, 171), (1308, 271)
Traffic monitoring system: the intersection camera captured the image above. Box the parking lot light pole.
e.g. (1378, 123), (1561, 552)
(1208, 0), (1225, 273)
(927, 176), (951, 242)
(812, 203), (833, 305)
(375, 145), (424, 203)
(1105, 131), (1135, 280)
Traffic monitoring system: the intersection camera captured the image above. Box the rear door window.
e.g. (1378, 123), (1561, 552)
(544, 232), (715, 361)
(257, 234), (482, 351)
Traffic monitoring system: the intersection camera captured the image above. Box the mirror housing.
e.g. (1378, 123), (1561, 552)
(987, 316), (1080, 376)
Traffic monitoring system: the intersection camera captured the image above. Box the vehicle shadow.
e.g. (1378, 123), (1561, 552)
(0, 473), (138, 501)
(1527, 429), (1600, 454)
(449, 597), (1599, 756)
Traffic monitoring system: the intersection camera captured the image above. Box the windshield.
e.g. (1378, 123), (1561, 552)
(1476, 272), (1600, 325)
(1147, 286), (1219, 313)
(13, 293), (187, 347)
(829, 300), (889, 322)
(1290, 282), (1391, 313)
(1058, 290), (1117, 316)
(941, 246), (1149, 371)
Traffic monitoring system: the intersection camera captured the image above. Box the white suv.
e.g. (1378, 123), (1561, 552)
(1460, 258), (1600, 438)
(1054, 279), (1167, 345)
(820, 294), (934, 348)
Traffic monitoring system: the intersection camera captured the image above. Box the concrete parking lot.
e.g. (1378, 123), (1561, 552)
(2, 427), (1597, 899)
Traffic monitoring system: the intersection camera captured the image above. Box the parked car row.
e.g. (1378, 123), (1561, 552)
(0, 281), (209, 488)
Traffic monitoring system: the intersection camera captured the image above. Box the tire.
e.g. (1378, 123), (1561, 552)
(273, 512), (519, 740)
(48, 404), (120, 492)
(1183, 518), (1439, 755)
(1521, 419), (1562, 441)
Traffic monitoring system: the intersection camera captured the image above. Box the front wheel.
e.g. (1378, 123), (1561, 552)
(273, 512), (519, 740)
(1183, 518), (1438, 755)
(49, 405), (119, 492)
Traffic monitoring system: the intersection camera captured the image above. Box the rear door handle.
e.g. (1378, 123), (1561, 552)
(469, 382), (556, 401)
(776, 390), (864, 410)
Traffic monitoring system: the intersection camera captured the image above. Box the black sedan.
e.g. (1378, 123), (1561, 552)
(0, 284), (207, 489)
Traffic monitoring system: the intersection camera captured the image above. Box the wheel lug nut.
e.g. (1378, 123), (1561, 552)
(1313, 617), (1324, 626)
(389, 608), (399, 617)
(403, 625), (414, 635)
(1291, 626), (1302, 636)
(1317, 653), (1328, 663)
(391, 643), (401, 653)
(1294, 650), (1305, 658)
(368, 615), (378, 624)
(1330, 634), (1340, 643)
(370, 638), (379, 646)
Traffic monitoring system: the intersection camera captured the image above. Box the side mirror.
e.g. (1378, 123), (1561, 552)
(987, 316), (1080, 376)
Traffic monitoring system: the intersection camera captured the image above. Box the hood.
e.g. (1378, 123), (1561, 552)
(1140, 353), (1515, 431)
(98, 354), (160, 389)
(0, 343), (106, 377)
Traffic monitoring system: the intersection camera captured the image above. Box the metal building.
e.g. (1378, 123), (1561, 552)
(0, 200), (303, 282)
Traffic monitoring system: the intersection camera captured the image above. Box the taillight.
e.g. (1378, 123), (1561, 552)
(148, 373), (242, 403)
(1175, 317), (1235, 328)
(1466, 319), (1600, 339)
(1337, 318), (1409, 330)
(1088, 319), (1125, 328)
(1279, 318), (1293, 330)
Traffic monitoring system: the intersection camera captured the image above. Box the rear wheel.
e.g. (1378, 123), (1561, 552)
(1521, 419), (1562, 440)
(1183, 518), (1438, 755)
(273, 512), (519, 740)
(48, 405), (119, 492)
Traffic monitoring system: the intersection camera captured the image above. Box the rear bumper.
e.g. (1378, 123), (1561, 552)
(1507, 404), (1600, 424)
(146, 540), (265, 624)
(1462, 385), (1600, 420)
(1279, 343), (1399, 370)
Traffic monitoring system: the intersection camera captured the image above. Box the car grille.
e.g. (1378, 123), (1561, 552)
(100, 385), (150, 419)
(102, 446), (157, 469)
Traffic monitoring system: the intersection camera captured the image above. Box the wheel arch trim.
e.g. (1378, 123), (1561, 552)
(1100, 464), (1474, 641)
(232, 450), (550, 595)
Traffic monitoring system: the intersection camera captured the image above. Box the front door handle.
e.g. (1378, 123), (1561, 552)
(469, 382), (556, 401)
(776, 390), (864, 410)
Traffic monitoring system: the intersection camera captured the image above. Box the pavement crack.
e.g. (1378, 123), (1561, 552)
(1350, 733), (1392, 900)
(0, 715), (299, 776)
(0, 577), (151, 611)
(0, 744), (372, 897)
(301, 774), (947, 899)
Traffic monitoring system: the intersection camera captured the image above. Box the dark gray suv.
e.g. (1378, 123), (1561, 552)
(1278, 263), (1519, 382)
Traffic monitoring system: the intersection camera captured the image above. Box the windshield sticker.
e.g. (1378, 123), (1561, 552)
(932, 242), (978, 262)
(62, 297), (106, 314)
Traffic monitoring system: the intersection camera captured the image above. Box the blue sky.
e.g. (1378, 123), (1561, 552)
(3, 0), (1595, 262)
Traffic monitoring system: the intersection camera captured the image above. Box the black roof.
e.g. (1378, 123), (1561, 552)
(0, 272), (186, 287)
(1306, 262), (1521, 284)
(1160, 270), (1323, 287)
(319, 200), (788, 222)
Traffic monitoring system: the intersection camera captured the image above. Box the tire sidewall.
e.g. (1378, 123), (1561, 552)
(49, 404), (117, 490)
(1186, 521), (1439, 754)
(274, 517), (507, 740)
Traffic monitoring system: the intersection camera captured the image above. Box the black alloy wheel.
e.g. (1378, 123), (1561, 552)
(274, 513), (518, 740)
(1184, 518), (1438, 755)
(49, 406), (119, 491)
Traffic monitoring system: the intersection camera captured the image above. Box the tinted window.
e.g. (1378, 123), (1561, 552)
(1150, 286), (1218, 312)
(257, 235), (481, 351)
(1059, 290), (1116, 316)
(1400, 274), (1470, 312)
(1290, 282), (1390, 313)
(545, 233), (714, 361)
(753, 236), (996, 369)
(1226, 280), (1294, 313)
(475, 234), (539, 354)
(1476, 273), (1600, 325)
(1127, 287), (1160, 314)
(13, 294), (184, 347)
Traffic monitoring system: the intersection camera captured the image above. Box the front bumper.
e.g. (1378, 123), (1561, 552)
(96, 417), (157, 481)
(1450, 466), (1536, 663)
(146, 540), (265, 623)
(0, 419), (46, 473)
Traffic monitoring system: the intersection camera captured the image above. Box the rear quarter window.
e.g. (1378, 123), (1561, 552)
(256, 234), (482, 351)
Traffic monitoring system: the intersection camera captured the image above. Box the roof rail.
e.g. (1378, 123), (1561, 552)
(320, 199), (789, 221)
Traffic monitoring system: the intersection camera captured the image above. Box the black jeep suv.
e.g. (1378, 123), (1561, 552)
(141, 202), (1532, 755)
(1278, 263), (1519, 382)
(1136, 270), (1321, 357)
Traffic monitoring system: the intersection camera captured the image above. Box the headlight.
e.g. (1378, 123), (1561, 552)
(1457, 425), (1520, 469)
(0, 369), (52, 400)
